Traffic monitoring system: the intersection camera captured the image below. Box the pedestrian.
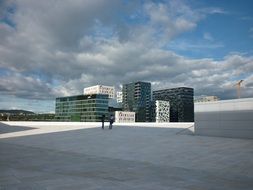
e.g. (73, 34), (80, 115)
(101, 114), (105, 129)
(109, 115), (114, 129)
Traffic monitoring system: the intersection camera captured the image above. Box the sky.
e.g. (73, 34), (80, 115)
(0, 0), (253, 113)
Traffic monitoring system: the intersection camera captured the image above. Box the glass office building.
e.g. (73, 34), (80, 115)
(122, 81), (151, 122)
(153, 87), (194, 122)
(55, 94), (109, 122)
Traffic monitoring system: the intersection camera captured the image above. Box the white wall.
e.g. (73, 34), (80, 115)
(115, 111), (135, 123)
(83, 85), (115, 98)
(195, 98), (253, 139)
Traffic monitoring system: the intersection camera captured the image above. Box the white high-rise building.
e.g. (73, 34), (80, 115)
(155, 100), (170, 123)
(83, 85), (115, 98)
(116, 91), (123, 103)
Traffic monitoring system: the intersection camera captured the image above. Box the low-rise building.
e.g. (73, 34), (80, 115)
(55, 94), (108, 122)
(115, 111), (135, 123)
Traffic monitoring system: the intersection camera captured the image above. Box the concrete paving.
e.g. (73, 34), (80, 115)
(0, 122), (253, 189)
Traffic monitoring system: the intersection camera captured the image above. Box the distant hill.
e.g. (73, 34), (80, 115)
(0, 110), (35, 115)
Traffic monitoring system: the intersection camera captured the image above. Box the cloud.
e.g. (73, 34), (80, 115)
(0, 0), (15, 18)
(143, 1), (199, 41)
(168, 40), (223, 51)
(0, 72), (60, 100)
(200, 7), (227, 15)
(50, 44), (253, 100)
(203, 32), (214, 41)
(0, 0), (252, 112)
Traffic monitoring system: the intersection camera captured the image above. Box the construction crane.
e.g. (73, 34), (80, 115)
(235, 80), (244, 99)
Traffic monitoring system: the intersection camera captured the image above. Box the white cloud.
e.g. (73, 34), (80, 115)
(143, 1), (200, 41)
(169, 40), (223, 51)
(203, 32), (214, 41)
(0, 73), (57, 99)
(200, 7), (227, 15)
(0, 0), (252, 112)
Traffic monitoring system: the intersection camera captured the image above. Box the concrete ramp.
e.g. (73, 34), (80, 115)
(195, 98), (253, 139)
(1, 121), (253, 189)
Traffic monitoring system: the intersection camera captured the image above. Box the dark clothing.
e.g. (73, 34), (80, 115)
(101, 115), (105, 129)
(109, 116), (114, 129)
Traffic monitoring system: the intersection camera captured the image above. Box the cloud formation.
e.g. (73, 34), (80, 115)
(0, 0), (252, 111)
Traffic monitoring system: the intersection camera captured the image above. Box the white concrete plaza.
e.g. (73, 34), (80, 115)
(0, 122), (253, 189)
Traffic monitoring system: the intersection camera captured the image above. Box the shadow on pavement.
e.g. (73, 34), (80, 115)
(0, 122), (36, 134)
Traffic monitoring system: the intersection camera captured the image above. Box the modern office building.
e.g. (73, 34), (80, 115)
(55, 94), (109, 122)
(155, 100), (170, 123)
(153, 87), (194, 122)
(122, 81), (151, 122)
(83, 85), (115, 98)
(108, 98), (122, 116)
(150, 100), (170, 122)
(116, 91), (123, 103)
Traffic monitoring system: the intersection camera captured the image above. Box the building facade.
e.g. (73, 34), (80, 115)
(155, 100), (170, 123)
(83, 85), (115, 98)
(153, 87), (194, 122)
(122, 81), (151, 122)
(115, 111), (135, 123)
(116, 91), (123, 103)
(55, 94), (108, 122)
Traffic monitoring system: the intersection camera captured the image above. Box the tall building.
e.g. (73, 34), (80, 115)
(153, 87), (194, 122)
(122, 81), (151, 122)
(83, 85), (115, 98)
(116, 91), (123, 103)
(155, 100), (170, 123)
(55, 94), (108, 122)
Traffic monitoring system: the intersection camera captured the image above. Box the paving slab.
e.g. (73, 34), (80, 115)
(0, 122), (253, 189)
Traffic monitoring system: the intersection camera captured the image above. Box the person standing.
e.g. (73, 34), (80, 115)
(109, 115), (114, 129)
(101, 114), (105, 129)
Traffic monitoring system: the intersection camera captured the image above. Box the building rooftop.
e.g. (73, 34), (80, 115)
(153, 87), (193, 92)
(1, 122), (253, 189)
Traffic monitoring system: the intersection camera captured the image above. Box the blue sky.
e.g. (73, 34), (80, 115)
(0, 0), (253, 113)
(167, 0), (253, 59)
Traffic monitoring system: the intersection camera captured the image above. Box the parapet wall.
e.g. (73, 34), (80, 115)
(195, 98), (253, 139)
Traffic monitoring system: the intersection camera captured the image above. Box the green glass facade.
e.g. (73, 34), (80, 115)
(122, 81), (151, 122)
(55, 94), (109, 122)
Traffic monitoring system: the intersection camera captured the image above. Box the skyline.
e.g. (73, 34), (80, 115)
(0, 0), (253, 113)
